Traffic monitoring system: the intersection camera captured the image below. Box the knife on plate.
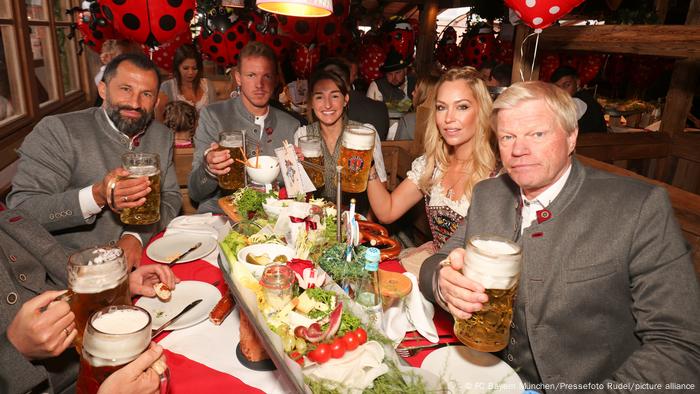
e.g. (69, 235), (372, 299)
(151, 299), (203, 338)
(167, 242), (202, 265)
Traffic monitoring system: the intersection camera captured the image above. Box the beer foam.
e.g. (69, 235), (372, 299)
(70, 262), (127, 294)
(83, 308), (151, 365)
(127, 165), (159, 177)
(342, 126), (375, 151)
(301, 147), (322, 157)
(92, 308), (150, 334)
(463, 239), (521, 289)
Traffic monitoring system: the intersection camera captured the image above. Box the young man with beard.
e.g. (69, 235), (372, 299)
(189, 42), (300, 213)
(7, 53), (181, 268)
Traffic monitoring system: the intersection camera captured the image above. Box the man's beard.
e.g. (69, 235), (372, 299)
(105, 103), (154, 136)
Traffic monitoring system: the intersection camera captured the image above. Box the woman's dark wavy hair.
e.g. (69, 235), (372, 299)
(173, 44), (203, 94)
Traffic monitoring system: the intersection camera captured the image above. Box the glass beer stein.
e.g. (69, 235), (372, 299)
(217, 130), (246, 190)
(67, 246), (131, 354)
(453, 235), (522, 352)
(299, 136), (324, 188)
(337, 125), (375, 193)
(76, 305), (159, 394)
(120, 152), (161, 225)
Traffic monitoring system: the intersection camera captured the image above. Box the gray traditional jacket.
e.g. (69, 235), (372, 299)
(189, 96), (300, 213)
(419, 158), (700, 391)
(0, 208), (78, 394)
(7, 107), (182, 253)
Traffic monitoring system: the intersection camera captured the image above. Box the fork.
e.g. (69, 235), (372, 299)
(395, 341), (455, 358)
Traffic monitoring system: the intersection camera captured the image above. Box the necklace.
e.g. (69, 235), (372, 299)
(443, 164), (470, 200)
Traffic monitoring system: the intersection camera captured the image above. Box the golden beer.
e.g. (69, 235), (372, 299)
(299, 136), (324, 188)
(76, 305), (152, 394)
(120, 152), (161, 225)
(453, 236), (521, 353)
(217, 130), (245, 190)
(68, 247), (131, 354)
(338, 125), (375, 193)
(120, 170), (161, 225)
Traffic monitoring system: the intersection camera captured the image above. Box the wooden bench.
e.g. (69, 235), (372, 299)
(173, 147), (197, 215)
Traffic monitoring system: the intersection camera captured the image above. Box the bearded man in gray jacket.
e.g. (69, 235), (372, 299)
(189, 42), (300, 213)
(420, 81), (700, 392)
(7, 54), (181, 267)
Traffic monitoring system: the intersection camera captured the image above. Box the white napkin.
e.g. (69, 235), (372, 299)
(303, 341), (389, 393)
(163, 214), (231, 266)
(383, 272), (439, 344)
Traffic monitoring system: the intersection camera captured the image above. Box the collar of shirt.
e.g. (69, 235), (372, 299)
(254, 109), (269, 139)
(101, 108), (146, 149)
(519, 163), (572, 233)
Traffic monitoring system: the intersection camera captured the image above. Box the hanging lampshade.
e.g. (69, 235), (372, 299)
(222, 0), (245, 7)
(256, 0), (332, 18)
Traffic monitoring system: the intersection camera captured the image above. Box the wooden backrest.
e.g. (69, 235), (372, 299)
(578, 155), (700, 277)
(210, 79), (234, 102)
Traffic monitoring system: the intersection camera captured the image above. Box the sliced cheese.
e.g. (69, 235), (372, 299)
(287, 310), (320, 329)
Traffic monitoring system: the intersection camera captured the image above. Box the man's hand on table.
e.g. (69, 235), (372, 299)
(438, 248), (488, 320)
(118, 234), (142, 269)
(130, 264), (180, 297)
(205, 142), (233, 176)
(6, 290), (77, 360)
(97, 342), (165, 394)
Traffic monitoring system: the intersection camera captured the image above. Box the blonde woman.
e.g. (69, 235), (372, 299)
(367, 67), (496, 273)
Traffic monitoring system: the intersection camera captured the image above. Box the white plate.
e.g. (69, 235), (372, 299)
(146, 234), (218, 264)
(237, 243), (295, 279)
(421, 345), (524, 394)
(135, 281), (220, 331)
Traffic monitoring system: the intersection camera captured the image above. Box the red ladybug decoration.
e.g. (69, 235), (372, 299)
(358, 43), (386, 83)
(101, 0), (196, 47)
(276, 15), (318, 45)
(461, 25), (495, 69)
(199, 19), (255, 67)
(291, 44), (320, 79)
(142, 30), (192, 71)
(576, 53), (604, 86)
(436, 42), (463, 69)
(76, 9), (118, 53)
(493, 36), (514, 65)
(505, 0), (585, 32)
(258, 33), (293, 62)
(538, 52), (560, 82)
(381, 19), (415, 63)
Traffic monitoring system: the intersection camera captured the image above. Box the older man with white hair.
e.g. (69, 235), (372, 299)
(419, 81), (700, 391)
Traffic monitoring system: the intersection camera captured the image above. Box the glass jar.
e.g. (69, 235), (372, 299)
(260, 264), (295, 311)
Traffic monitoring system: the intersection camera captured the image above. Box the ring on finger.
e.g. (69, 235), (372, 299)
(439, 259), (452, 268)
(64, 327), (71, 336)
(123, 196), (128, 202)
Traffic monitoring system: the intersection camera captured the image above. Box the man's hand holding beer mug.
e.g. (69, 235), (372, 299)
(438, 236), (521, 353)
(204, 141), (234, 177)
(93, 168), (151, 213)
(96, 342), (166, 394)
(6, 290), (77, 359)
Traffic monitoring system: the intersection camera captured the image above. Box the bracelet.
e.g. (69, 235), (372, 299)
(433, 259), (452, 312)
(107, 177), (118, 212)
(203, 147), (217, 178)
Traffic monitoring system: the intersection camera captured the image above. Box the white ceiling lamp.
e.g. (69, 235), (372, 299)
(222, 0), (245, 7)
(256, 0), (332, 17)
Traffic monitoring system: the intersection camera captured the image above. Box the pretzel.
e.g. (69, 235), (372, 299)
(357, 220), (401, 261)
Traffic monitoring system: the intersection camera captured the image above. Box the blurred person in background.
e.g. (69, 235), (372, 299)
(395, 74), (439, 140)
(550, 66), (606, 133)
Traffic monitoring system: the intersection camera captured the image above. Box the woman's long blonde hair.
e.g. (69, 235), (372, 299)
(418, 67), (496, 200)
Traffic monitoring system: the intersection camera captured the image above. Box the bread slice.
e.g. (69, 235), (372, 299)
(153, 283), (172, 301)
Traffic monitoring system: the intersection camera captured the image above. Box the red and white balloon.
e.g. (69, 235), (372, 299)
(100, 0), (195, 47)
(505, 0), (585, 32)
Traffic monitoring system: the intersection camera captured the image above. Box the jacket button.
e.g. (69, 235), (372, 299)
(67, 210), (73, 215)
(18, 273), (27, 282)
(511, 322), (515, 329)
(49, 213), (55, 220)
(9, 255), (17, 262)
(507, 354), (514, 362)
(6, 292), (18, 304)
(511, 337), (516, 345)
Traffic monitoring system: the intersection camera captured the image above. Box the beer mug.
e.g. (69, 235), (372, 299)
(120, 152), (161, 225)
(299, 136), (324, 188)
(217, 130), (246, 190)
(453, 235), (521, 352)
(76, 305), (166, 394)
(337, 125), (375, 193)
(67, 246), (131, 354)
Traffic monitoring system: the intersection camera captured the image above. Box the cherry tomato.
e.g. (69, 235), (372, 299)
(288, 351), (305, 367)
(342, 331), (359, 351)
(307, 343), (331, 364)
(330, 337), (346, 359)
(354, 327), (368, 345)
